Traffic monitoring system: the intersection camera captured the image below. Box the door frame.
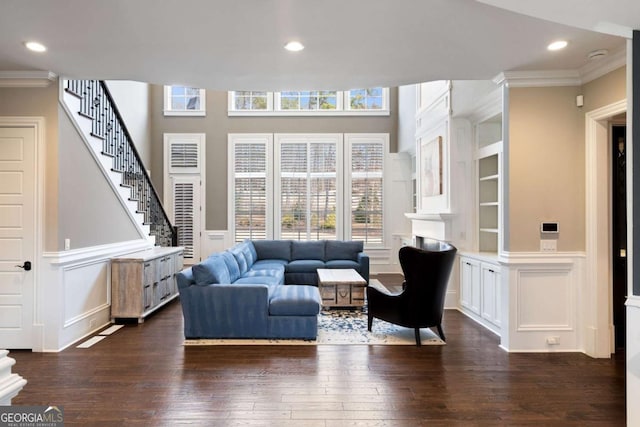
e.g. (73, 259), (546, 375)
(585, 99), (626, 357)
(0, 117), (45, 351)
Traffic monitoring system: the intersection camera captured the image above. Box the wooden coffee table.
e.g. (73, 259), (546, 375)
(317, 268), (367, 308)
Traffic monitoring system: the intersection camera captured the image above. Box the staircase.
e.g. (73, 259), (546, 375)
(62, 80), (176, 247)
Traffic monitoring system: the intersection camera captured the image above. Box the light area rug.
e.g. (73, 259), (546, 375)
(184, 280), (445, 346)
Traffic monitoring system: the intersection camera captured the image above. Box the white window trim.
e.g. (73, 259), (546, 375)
(163, 86), (206, 117)
(228, 90), (390, 117)
(344, 133), (389, 248)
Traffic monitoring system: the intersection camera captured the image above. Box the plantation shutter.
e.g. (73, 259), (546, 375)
(350, 141), (384, 244)
(280, 143), (309, 240)
(171, 177), (200, 261)
(279, 138), (338, 240)
(169, 141), (199, 173)
(234, 142), (267, 242)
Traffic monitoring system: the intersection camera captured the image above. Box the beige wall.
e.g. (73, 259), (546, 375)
(150, 87), (399, 230)
(507, 66), (627, 252)
(581, 66), (627, 112)
(0, 84), (60, 251)
(58, 107), (141, 249)
(508, 86), (584, 251)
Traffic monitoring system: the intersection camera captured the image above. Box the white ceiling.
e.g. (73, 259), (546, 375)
(0, 0), (635, 91)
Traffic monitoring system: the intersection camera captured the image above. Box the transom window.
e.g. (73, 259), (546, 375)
(279, 91), (338, 111)
(228, 88), (389, 116)
(348, 88), (385, 110)
(232, 91), (271, 111)
(164, 86), (206, 116)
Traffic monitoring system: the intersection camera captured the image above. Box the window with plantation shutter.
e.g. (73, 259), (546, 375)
(228, 133), (385, 247)
(164, 133), (205, 263)
(170, 143), (199, 170)
(172, 179), (197, 260)
(346, 134), (387, 245)
(229, 134), (272, 243)
(276, 135), (342, 241)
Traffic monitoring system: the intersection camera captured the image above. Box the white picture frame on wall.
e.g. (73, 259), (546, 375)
(420, 136), (443, 198)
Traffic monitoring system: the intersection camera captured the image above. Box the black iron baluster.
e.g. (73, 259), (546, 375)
(64, 80), (176, 247)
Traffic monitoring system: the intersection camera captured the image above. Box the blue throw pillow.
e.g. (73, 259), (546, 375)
(191, 256), (231, 286)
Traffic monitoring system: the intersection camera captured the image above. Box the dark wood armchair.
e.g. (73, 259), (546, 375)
(366, 242), (457, 346)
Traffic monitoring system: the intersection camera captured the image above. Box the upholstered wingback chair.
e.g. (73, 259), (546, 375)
(366, 242), (457, 346)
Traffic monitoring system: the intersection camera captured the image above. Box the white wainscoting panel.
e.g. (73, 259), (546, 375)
(63, 260), (110, 328)
(500, 252), (583, 353)
(40, 239), (152, 351)
(516, 269), (573, 331)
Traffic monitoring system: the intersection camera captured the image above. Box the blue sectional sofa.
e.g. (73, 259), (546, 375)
(177, 240), (369, 339)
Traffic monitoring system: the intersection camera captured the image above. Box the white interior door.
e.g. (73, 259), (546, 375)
(0, 126), (35, 349)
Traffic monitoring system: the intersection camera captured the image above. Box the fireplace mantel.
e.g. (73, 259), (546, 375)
(405, 212), (455, 242)
(404, 212), (454, 222)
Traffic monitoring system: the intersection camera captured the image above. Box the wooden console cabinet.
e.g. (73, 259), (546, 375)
(111, 247), (184, 322)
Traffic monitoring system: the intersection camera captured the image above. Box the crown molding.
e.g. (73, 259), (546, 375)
(493, 70), (582, 88)
(0, 71), (58, 88)
(579, 45), (627, 84)
(493, 46), (627, 89)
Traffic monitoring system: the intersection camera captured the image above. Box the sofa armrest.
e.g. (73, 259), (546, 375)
(177, 267), (194, 290)
(357, 252), (370, 283)
(179, 283), (271, 338)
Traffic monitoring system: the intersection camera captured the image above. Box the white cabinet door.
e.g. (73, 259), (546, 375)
(460, 257), (481, 315)
(481, 264), (501, 327)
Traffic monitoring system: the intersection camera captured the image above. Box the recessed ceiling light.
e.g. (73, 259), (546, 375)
(284, 41), (304, 52)
(547, 40), (568, 51)
(25, 41), (47, 52)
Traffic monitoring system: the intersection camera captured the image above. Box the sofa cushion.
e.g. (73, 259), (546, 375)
(252, 240), (291, 261)
(325, 240), (363, 261)
(244, 268), (285, 285)
(220, 251), (241, 282)
(245, 240), (258, 265)
(234, 275), (282, 286)
(237, 241), (256, 267)
(269, 285), (321, 316)
(324, 260), (361, 271)
(286, 259), (325, 273)
(192, 256), (230, 286)
(291, 240), (325, 261)
(229, 245), (249, 275)
(252, 259), (288, 270)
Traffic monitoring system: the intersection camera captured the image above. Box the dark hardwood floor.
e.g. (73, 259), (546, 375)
(9, 274), (625, 426)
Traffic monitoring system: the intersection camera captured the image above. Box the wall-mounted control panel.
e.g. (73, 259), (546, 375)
(540, 222), (559, 234)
